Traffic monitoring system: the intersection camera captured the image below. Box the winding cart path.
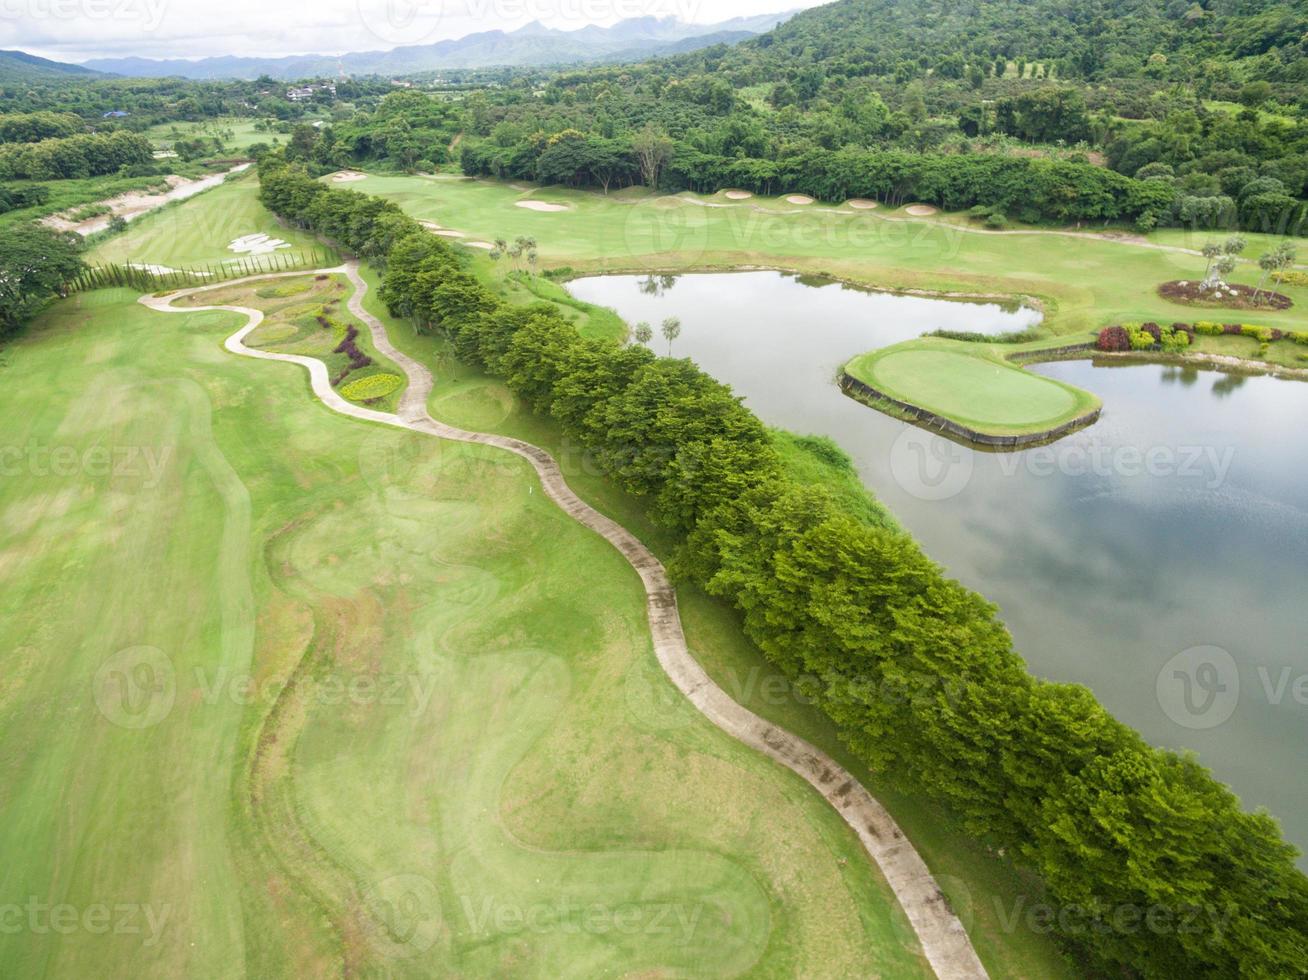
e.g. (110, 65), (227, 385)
(141, 261), (989, 980)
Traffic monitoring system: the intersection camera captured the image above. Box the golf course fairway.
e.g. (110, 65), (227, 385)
(0, 280), (933, 978)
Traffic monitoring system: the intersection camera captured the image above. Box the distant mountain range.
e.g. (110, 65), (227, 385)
(0, 49), (104, 83)
(79, 13), (797, 80)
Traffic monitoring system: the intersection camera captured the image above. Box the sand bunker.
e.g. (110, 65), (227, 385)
(128, 263), (210, 276)
(465, 241), (495, 249)
(846, 198), (879, 210)
(228, 233), (291, 255)
(724, 190), (753, 200)
(433, 229), (465, 238)
(785, 194), (814, 205)
(419, 220), (442, 230)
(905, 204), (939, 216)
(330, 170), (367, 183)
(515, 200), (569, 212)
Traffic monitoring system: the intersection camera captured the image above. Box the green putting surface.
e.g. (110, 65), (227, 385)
(847, 342), (1100, 436)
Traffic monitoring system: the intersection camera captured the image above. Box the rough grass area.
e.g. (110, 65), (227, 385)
(0, 170), (211, 230)
(847, 339), (1101, 436)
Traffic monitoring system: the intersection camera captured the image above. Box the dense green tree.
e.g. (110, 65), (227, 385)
(0, 224), (84, 334)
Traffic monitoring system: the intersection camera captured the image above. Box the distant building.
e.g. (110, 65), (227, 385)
(286, 83), (336, 103)
(102, 110), (129, 118)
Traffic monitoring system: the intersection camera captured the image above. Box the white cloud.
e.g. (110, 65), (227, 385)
(1, 0), (823, 62)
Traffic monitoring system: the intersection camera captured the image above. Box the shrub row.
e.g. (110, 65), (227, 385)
(1100, 320), (1308, 352)
(259, 155), (1308, 979)
(330, 323), (372, 385)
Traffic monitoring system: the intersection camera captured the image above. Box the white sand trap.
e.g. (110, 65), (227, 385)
(419, 220), (442, 230)
(846, 198), (879, 210)
(465, 241), (495, 249)
(433, 229), (465, 238)
(330, 170), (367, 183)
(785, 194), (814, 205)
(128, 263), (210, 276)
(905, 204), (939, 216)
(724, 190), (753, 200)
(515, 200), (569, 212)
(228, 233), (292, 255)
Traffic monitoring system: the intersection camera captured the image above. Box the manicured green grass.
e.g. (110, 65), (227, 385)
(847, 340), (1101, 436)
(347, 172), (1308, 339)
(1147, 225), (1308, 260)
(88, 172), (332, 270)
(0, 227), (934, 975)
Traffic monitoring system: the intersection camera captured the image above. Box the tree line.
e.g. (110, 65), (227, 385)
(460, 128), (1180, 226)
(0, 131), (154, 181)
(259, 155), (1308, 978)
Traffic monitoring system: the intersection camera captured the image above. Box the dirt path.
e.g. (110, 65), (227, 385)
(42, 162), (252, 236)
(140, 261), (988, 980)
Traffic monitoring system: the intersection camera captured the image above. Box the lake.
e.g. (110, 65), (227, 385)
(567, 270), (1308, 864)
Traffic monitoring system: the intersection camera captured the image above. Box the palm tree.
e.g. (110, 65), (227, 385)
(527, 249), (538, 275)
(661, 316), (681, 355)
(633, 321), (653, 346)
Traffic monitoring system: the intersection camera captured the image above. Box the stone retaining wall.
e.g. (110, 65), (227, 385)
(839, 372), (1101, 449)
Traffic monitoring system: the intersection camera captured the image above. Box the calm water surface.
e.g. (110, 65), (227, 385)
(568, 270), (1308, 863)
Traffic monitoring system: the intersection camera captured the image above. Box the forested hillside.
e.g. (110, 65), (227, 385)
(724, 0), (1308, 86)
(446, 0), (1308, 232)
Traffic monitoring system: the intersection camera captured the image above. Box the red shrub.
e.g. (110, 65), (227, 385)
(1097, 325), (1130, 351)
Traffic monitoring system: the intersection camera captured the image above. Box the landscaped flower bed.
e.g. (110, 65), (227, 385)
(1158, 279), (1292, 310)
(1098, 320), (1308, 356)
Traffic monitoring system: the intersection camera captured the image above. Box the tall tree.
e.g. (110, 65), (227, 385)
(0, 225), (84, 335)
(632, 123), (673, 190)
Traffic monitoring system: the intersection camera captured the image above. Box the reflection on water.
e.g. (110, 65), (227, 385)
(568, 270), (1308, 864)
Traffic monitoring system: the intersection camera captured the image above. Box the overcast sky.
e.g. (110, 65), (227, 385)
(4, 0), (825, 63)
